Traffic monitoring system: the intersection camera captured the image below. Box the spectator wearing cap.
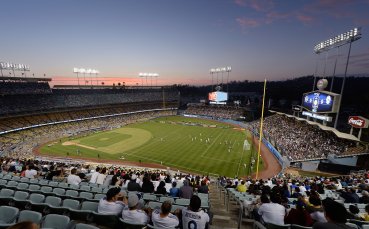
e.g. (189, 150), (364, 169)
(122, 194), (149, 225)
(98, 187), (127, 215)
(179, 179), (193, 199)
(151, 201), (179, 228)
(128, 174), (141, 192)
(313, 198), (351, 229)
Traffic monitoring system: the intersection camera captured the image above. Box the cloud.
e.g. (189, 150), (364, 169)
(234, 0), (246, 7)
(236, 17), (262, 28)
(295, 13), (314, 24)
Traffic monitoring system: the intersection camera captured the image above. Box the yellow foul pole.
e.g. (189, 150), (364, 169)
(256, 79), (267, 180)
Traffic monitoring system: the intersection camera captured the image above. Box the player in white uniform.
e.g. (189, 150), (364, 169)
(182, 195), (210, 229)
(151, 201), (179, 228)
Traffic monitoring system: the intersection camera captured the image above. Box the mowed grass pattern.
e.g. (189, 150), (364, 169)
(40, 116), (262, 177)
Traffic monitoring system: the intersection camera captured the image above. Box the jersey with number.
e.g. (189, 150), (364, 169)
(182, 208), (209, 229)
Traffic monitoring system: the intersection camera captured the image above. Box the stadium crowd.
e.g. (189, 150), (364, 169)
(250, 114), (358, 161)
(184, 104), (243, 120)
(0, 81), (51, 95)
(0, 157), (211, 229)
(219, 171), (369, 228)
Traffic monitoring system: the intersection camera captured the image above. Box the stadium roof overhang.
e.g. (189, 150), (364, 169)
(0, 76), (52, 82)
(269, 110), (360, 142)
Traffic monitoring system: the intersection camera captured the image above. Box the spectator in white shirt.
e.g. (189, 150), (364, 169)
(96, 167), (107, 185)
(122, 193), (149, 225)
(67, 168), (81, 186)
(89, 167), (100, 184)
(182, 195), (210, 229)
(258, 193), (286, 225)
(98, 187), (127, 216)
(152, 201), (179, 228)
(25, 164), (38, 179)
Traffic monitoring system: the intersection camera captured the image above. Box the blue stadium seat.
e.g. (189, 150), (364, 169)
(41, 214), (71, 229)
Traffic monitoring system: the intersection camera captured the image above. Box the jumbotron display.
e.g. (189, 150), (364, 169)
(302, 91), (340, 113)
(208, 91), (228, 105)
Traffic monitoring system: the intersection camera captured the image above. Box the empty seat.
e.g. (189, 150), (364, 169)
(58, 182), (69, 189)
(0, 188), (15, 205)
(65, 190), (79, 198)
(0, 206), (19, 227)
(89, 183), (99, 188)
(20, 178), (29, 183)
(49, 198), (80, 215)
(29, 184), (41, 192)
(41, 214), (70, 229)
(29, 179), (38, 184)
(12, 191), (31, 210)
(6, 181), (18, 189)
(94, 193), (105, 200)
(91, 187), (103, 193)
(92, 212), (120, 228)
(80, 192), (94, 200)
(0, 180), (7, 187)
(159, 197), (174, 203)
(143, 194), (157, 201)
(16, 183), (29, 191)
(80, 185), (91, 192)
(3, 175), (12, 180)
(49, 181), (59, 187)
(39, 180), (49, 186)
(69, 201), (98, 221)
(40, 186), (53, 195)
(53, 188), (66, 196)
(175, 198), (190, 206)
(11, 176), (20, 181)
(17, 210), (42, 224)
(69, 184), (80, 190)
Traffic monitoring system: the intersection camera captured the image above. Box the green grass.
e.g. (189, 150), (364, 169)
(40, 116), (263, 177)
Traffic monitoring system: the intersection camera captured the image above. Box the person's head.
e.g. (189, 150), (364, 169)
(161, 201), (172, 215)
(71, 168), (77, 175)
(189, 195), (201, 212)
(158, 181), (165, 188)
(362, 191), (369, 197)
(128, 194), (139, 209)
(295, 187), (300, 193)
(7, 221), (39, 229)
(322, 198), (348, 224)
(106, 187), (123, 202)
(172, 181), (177, 188)
(309, 195), (321, 206)
(260, 194), (270, 204)
(349, 205), (360, 215)
(183, 179), (189, 186)
(131, 174), (137, 181)
(101, 168), (107, 174)
(270, 193), (281, 204)
(95, 167), (101, 172)
(28, 164), (34, 170)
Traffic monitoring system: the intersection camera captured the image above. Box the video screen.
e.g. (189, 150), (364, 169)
(208, 91), (228, 104)
(302, 91), (339, 113)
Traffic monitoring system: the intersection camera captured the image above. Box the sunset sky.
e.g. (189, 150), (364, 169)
(0, 0), (369, 86)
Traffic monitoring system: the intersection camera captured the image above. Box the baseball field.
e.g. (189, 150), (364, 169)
(39, 116), (262, 177)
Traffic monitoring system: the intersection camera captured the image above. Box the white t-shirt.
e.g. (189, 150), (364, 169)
(97, 198), (126, 216)
(258, 203), (286, 225)
(90, 172), (100, 183)
(182, 208), (209, 229)
(122, 208), (149, 225)
(67, 174), (81, 186)
(96, 173), (107, 185)
(152, 209), (179, 228)
(25, 169), (37, 179)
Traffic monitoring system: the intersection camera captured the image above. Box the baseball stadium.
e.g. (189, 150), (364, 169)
(1, 1), (369, 229)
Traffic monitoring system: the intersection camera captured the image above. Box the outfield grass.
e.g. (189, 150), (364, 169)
(40, 116), (263, 177)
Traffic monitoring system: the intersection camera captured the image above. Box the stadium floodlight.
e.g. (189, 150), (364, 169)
(73, 67), (99, 87)
(314, 27), (361, 54)
(138, 72), (159, 87)
(209, 66), (232, 92)
(0, 62), (30, 77)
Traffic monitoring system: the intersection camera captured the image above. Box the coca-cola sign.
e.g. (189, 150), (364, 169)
(348, 116), (369, 128)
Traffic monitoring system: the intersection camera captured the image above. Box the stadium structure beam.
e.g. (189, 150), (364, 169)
(210, 66), (231, 91)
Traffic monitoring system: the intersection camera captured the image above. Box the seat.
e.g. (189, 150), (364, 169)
(147, 224), (176, 229)
(58, 182), (69, 189)
(38, 180), (49, 186)
(80, 192), (94, 200)
(89, 183), (99, 188)
(149, 201), (162, 210)
(11, 176), (20, 181)
(0, 188), (15, 205)
(6, 180), (18, 189)
(102, 188), (109, 194)
(346, 222), (359, 229)
(48, 181), (59, 187)
(291, 225), (312, 229)
(363, 225), (369, 229)
(80, 185), (91, 192)
(159, 197), (174, 203)
(29, 184), (41, 192)
(0, 180), (7, 188)
(91, 187), (103, 193)
(93, 193), (105, 200)
(119, 218), (146, 229)
(69, 201), (98, 221)
(16, 183), (29, 191)
(41, 214), (71, 229)
(20, 177), (29, 183)
(3, 175), (12, 180)
(17, 210), (42, 224)
(143, 193), (157, 201)
(0, 206), (19, 228)
(80, 182), (89, 186)
(40, 186), (53, 195)
(29, 179), (38, 184)
(74, 223), (100, 229)
(32, 195), (61, 213)
(69, 184), (80, 190)
(92, 212), (120, 229)
(49, 198), (80, 215)
(10, 191), (29, 206)
(53, 187), (66, 196)
(175, 198), (190, 206)
(65, 190), (79, 198)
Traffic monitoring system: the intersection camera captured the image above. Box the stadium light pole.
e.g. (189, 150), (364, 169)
(139, 73), (145, 87)
(226, 66), (231, 94)
(330, 47), (339, 92)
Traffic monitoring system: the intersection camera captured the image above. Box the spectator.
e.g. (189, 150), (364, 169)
(360, 191), (369, 204)
(182, 195), (210, 229)
(236, 180), (246, 193)
(25, 164), (38, 179)
(179, 179), (193, 199)
(285, 199), (313, 226)
(155, 181), (167, 195)
(340, 188), (360, 203)
(98, 187), (127, 215)
(169, 182), (179, 197)
(96, 167), (107, 185)
(347, 205), (363, 220)
(258, 193), (286, 225)
(307, 195), (326, 223)
(151, 201), (179, 228)
(122, 193), (149, 225)
(67, 168), (81, 186)
(90, 167), (100, 184)
(364, 205), (369, 221)
(141, 176), (154, 193)
(127, 174), (141, 192)
(313, 198), (351, 229)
